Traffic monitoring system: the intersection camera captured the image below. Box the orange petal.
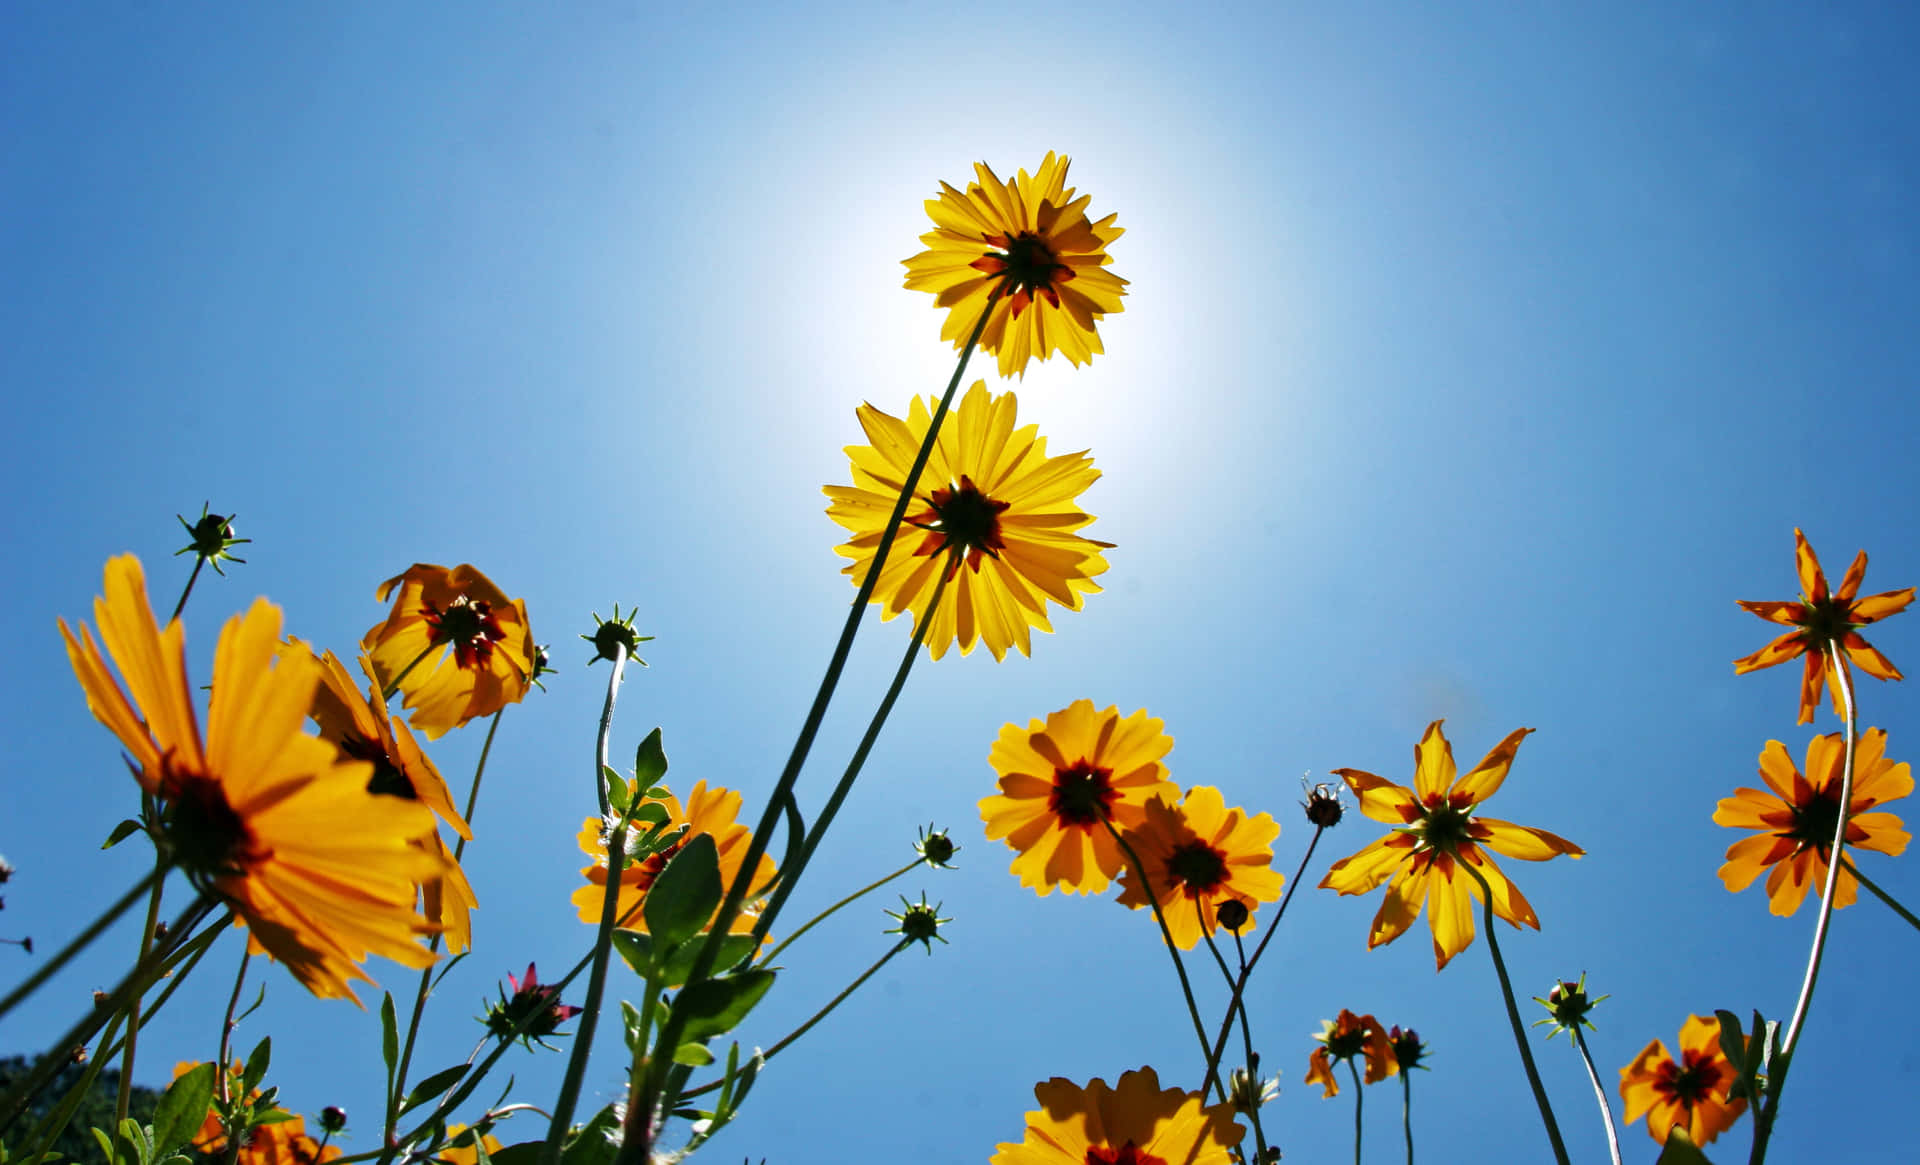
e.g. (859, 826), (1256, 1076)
(1412, 721), (1456, 802)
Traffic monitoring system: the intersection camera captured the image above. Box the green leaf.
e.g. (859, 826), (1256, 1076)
(401, 1064), (470, 1115)
(634, 728), (668, 786)
(151, 1062), (216, 1158)
(610, 929), (657, 978)
(101, 819), (144, 850)
(672, 969), (776, 1044)
(621, 1000), (647, 1054)
(643, 786), (670, 800)
(116, 1119), (150, 1165)
(241, 1037), (271, 1094)
(655, 933), (758, 989)
(558, 1105), (622, 1165)
(605, 769), (631, 813)
(643, 833), (721, 950)
(631, 802), (669, 828)
(1657, 1125), (1716, 1165)
(1713, 1010), (1745, 1073)
(90, 1128), (115, 1165)
(380, 992), (400, 1077)
(672, 1043), (715, 1066)
(483, 1145), (545, 1165)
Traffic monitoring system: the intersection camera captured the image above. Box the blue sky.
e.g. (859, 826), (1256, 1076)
(5, 3), (1919, 1162)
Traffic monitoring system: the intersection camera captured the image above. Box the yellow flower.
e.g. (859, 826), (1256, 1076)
(989, 1066), (1242, 1165)
(1713, 729), (1911, 915)
(362, 564), (535, 739)
(61, 557), (445, 1001)
(1319, 721), (1583, 970)
(432, 1124), (505, 1165)
(1303, 1010), (1397, 1098)
(1116, 786), (1283, 949)
(1734, 528), (1913, 725)
(904, 152), (1127, 379)
(572, 780), (777, 936)
(824, 381), (1110, 661)
(231, 1117), (340, 1164)
(304, 645), (480, 952)
(981, 701), (1177, 896)
(1619, 1015), (1746, 1147)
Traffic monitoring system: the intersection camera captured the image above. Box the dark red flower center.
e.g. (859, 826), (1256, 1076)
(340, 733), (417, 800)
(160, 768), (263, 879)
(1657, 1051), (1728, 1107)
(910, 475), (1011, 576)
(1795, 594), (1864, 647)
(1166, 840), (1229, 895)
(421, 595), (506, 669)
(1086, 1142), (1164, 1165)
(1785, 785), (1847, 852)
(1049, 761), (1118, 827)
(971, 230), (1075, 317)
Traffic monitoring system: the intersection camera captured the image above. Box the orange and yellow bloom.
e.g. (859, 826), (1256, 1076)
(904, 152), (1127, 379)
(1713, 729), (1911, 915)
(362, 564), (535, 739)
(1734, 528), (1912, 725)
(1304, 1010), (1397, 1098)
(572, 779), (777, 936)
(989, 1067), (1242, 1165)
(1320, 721), (1583, 969)
(432, 1124), (505, 1165)
(981, 701), (1177, 896)
(825, 382), (1109, 662)
(62, 557), (444, 1000)
(1116, 786), (1283, 949)
(1619, 1015), (1746, 1147)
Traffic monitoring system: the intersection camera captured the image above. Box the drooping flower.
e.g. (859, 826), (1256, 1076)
(572, 780), (777, 937)
(62, 557), (445, 1000)
(1319, 721), (1584, 970)
(303, 645), (479, 952)
(483, 962), (584, 1050)
(904, 152), (1127, 379)
(1304, 1010), (1397, 1098)
(824, 381), (1110, 661)
(1713, 729), (1912, 915)
(1734, 529), (1912, 725)
(988, 1066), (1243, 1165)
(980, 701), (1177, 896)
(362, 564), (536, 739)
(1619, 1015), (1746, 1148)
(1116, 786), (1283, 949)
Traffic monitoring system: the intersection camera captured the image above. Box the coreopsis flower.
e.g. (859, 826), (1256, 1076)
(303, 645), (479, 952)
(1115, 786), (1283, 949)
(1713, 729), (1912, 915)
(1319, 721), (1584, 970)
(824, 381), (1110, 661)
(432, 1124), (505, 1165)
(1388, 1026), (1429, 1071)
(980, 700), (1177, 895)
(1533, 971), (1609, 1041)
(1304, 1010), (1397, 1098)
(989, 1067), (1243, 1165)
(231, 1117), (340, 1164)
(904, 152), (1127, 379)
(61, 557), (444, 1000)
(1619, 1015), (1746, 1148)
(1734, 528), (1912, 725)
(362, 564), (536, 739)
(483, 962), (584, 1050)
(572, 779), (777, 936)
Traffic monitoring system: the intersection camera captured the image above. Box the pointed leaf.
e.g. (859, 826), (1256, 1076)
(101, 819), (144, 850)
(611, 930), (657, 978)
(656, 934), (757, 989)
(672, 1043), (715, 1066)
(558, 1105), (621, 1165)
(380, 992), (399, 1076)
(401, 1064), (470, 1115)
(151, 1062), (215, 1158)
(634, 728), (668, 787)
(242, 1037), (272, 1094)
(605, 768), (631, 813)
(1657, 1126), (1715, 1165)
(621, 1000), (646, 1054)
(672, 969), (776, 1044)
(483, 1145), (545, 1165)
(643, 833), (721, 950)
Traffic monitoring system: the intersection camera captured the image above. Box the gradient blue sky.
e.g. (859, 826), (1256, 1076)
(6, 4), (1919, 1162)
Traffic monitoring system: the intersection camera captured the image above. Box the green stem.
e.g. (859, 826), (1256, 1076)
(169, 556), (206, 623)
(0, 864), (167, 1022)
(753, 569), (950, 945)
(380, 642), (440, 701)
(214, 947), (251, 1104)
(1227, 929), (1269, 1165)
(762, 858), (925, 964)
(1750, 644), (1858, 1164)
(1843, 857), (1920, 933)
(1401, 1070), (1413, 1165)
(1348, 1060), (1364, 1165)
(115, 819), (168, 1125)
(1104, 820), (1224, 1102)
(1196, 901), (1237, 990)
(1205, 824), (1327, 1091)
(1572, 1026), (1623, 1165)
(1460, 861), (1570, 1165)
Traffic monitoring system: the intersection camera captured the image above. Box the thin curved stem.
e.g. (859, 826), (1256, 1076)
(1104, 821), (1224, 1102)
(1228, 929), (1269, 1165)
(379, 643), (440, 701)
(1572, 1027), (1624, 1165)
(1460, 861), (1570, 1165)
(116, 822), (168, 1124)
(215, 947), (252, 1103)
(169, 557), (206, 623)
(1843, 857), (1920, 933)
(1348, 1060), (1364, 1165)
(762, 858), (924, 964)
(1401, 1070), (1414, 1165)
(1196, 901), (1237, 991)
(1205, 824), (1328, 1090)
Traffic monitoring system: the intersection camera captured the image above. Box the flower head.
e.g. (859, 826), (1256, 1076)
(1116, 786), (1283, 949)
(989, 1066), (1243, 1165)
(825, 382), (1110, 661)
(1388, 1026), (1429, 1071)
(1304, 1010), (1397, 1098)
(1734, 529), (1912, 724)
(582, 604), (652, 667)
(904, 152), (1126, 379)
(362, 564), (536, 739)
(914, 823), (960, 868)
(1532, 971), (1610, 1041)
(980, 701), (1177, 896)
(884, 893), (951, 953)
(62, 557), (445, 1000)
(1619, 1015), (1746, 1147)
(572, 780), (777, 937)
(174, 503), (249, 575)
(483, 962), (584, 1050)
(1319, 721), (1583, 970)
(1713, 729), (1911, 915)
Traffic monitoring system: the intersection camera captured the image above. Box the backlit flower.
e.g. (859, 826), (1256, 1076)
(1116, 786), (1283, 949)
(304, 645), (479, 952)
(980, 701), (1177, 895)
(1304, 1010), (1397, 1098)
(1619, 1015), (1746, 1147)
(1319, 721), (1583, 970)
(363, 564), (535, 739)
(572, 780), (777, 936)
(824, 381), (1110, 661)
(432, 1124), (505, 1165)
(1734, 529), (1912, 725)
(904, 152), (1127, 379)
(1713, 729), (1911, 915)
(62, 557), (444, 1000)
(483, 961), (584, 1050)
(988, 1066), (1242, 1165)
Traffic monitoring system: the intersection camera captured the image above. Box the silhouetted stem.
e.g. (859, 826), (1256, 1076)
(1460, 862), (1570, 1165)
(1844, 858), (1920, 933)
(1105, 821), (1223, 1102)
(1573, 1027), (1624, 1165)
